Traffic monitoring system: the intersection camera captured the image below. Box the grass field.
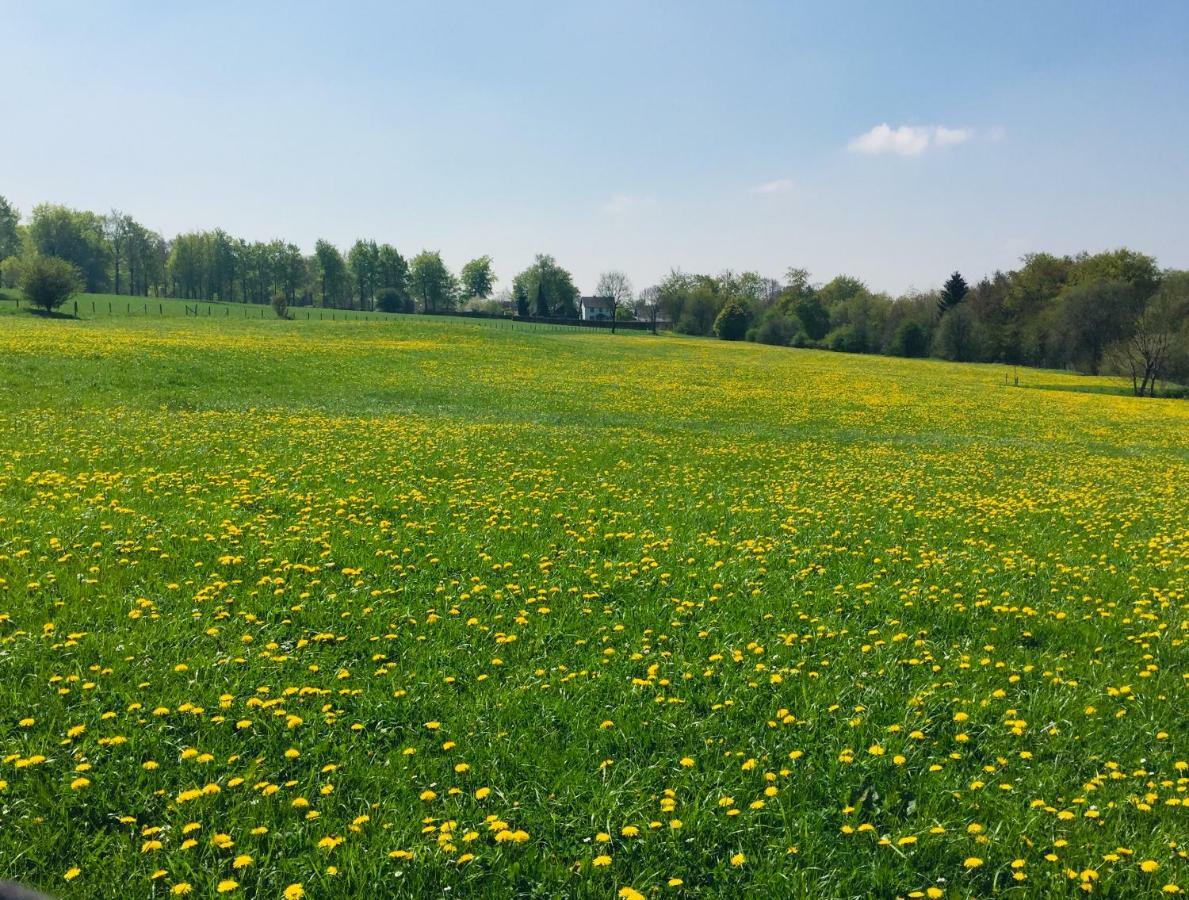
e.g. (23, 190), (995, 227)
(0, 290), (410, 324)
(0, 312), (1185, 899)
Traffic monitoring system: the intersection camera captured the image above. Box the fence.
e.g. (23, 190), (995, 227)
(2, 292), (663, 334)
(511, 314), (657, 332)
(418, 308), (659, 332)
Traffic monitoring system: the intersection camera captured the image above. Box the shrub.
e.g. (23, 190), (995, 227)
(271, 292), (292, 320)
(826, 324), (864, 353)
(19, 254), (82, 313)
(792, 295), (830, 340)
(888, 320), (928, 357)
(0, 256), (21, 289)
(933, 305), (986, 362)
(713, 298), (750, 341)
(789, 329), (814, 349)
(751, 310), (797, 346)
(376, 287), (412, 313)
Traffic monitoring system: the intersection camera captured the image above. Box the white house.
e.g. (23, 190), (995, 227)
(579, 295), (614, 321)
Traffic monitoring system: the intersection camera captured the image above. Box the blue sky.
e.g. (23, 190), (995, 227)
(3, 1), (1187, 295)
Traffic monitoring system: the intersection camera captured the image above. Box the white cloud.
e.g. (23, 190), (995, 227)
(752, 178), (794, 195)
(933, 125), (974, 146)
(602, 193), (655, 214)
(848, 123), (975, 156)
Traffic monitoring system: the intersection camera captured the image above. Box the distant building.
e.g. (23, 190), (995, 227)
(579, 295), (614, 321)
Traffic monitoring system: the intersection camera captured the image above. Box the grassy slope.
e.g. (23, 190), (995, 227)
(1, 288), (400, 322)
(0, 314), (1185, 899)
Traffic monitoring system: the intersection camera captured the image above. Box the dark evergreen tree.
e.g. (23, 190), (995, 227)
(533, 281), (550, 317)
(937, 271), (969, 314)
(514, 281), (530, 317)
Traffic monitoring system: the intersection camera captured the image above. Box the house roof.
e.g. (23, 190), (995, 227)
(580, 295), (614, 308)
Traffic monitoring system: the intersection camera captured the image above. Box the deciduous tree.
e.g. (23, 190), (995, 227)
(460, 255), (496, 301)
(409, 250), (456, 313)
(0, 195), (20, 261)
(512, 255), (580, 318)
(19, 254), (83, 313)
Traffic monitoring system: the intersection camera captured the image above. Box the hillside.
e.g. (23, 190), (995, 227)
(0, 313), (1185, 898)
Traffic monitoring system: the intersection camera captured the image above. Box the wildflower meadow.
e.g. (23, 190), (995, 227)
(0, 313), (1184, 898)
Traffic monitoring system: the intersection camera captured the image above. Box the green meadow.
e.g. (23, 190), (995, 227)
(0, 311), (1184, 898)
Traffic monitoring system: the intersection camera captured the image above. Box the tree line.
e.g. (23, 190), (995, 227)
(646, 253), (1184, 392)
(0, 197), (502, 313)
(636, 253), (1187, 395)
(1, 194), (1185, 394)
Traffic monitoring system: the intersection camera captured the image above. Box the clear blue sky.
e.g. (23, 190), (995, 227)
(3, 0), (1187, 295)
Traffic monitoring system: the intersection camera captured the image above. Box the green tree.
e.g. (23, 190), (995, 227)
(533, 281), (549, 317)
(1003, 253), (1074, 364)
(1048, 279), (1142, 374)
(376, 286), (412, 313)
(512, 255), (580, 318)
(675, 278), (721, 336)
(277, 243), (307, 303)
(1106, 276), (1189, 396)
(28, 204), (110, 292)
(826, 289), (889, 354)
(104, 210), (134, 295)
(937, 271), (969, 314)
(271, 291), (291, 320)
(750, 308), (799, 346)
(348, 239), (380, 310)
(783, 267), (813, 298)
(815, 275), (867, 309)
(933, 304), (985, 362)
(314, 240), (350, 307)
(375, 244), (410, 309)
(0, 195), (20, 261)
(19, 254), (83, 313)
(460, 255), (496, 301)
(210, 228), (238, 301)
(409, 250), (456, 313)
(595, 270), (633, 321)
(125, 221), (166, 297)
(713, 297), (750, 340)
(1069, 249), (1160, 299)
(791, 294), (830, 340)
(513, 280), (530, 317)
(653, 270), (696, 328)
(888, 320), (929, 357)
